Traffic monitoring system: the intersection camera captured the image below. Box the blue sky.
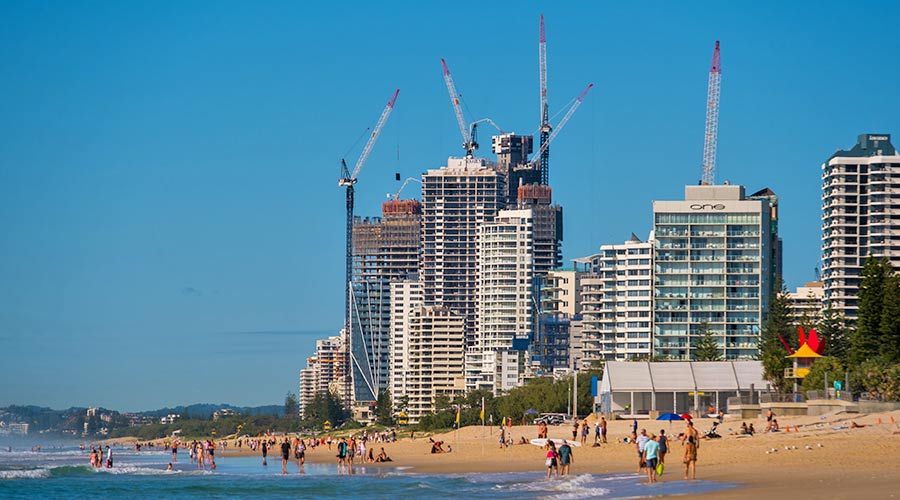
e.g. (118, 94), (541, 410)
(1, 1), (897, 410)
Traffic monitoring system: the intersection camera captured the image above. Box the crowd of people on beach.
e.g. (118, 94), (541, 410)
(537, 416), (703, 484)
(72, 414), (744, 485)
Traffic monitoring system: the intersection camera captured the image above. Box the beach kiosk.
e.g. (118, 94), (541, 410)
(782, 327), (825, 393)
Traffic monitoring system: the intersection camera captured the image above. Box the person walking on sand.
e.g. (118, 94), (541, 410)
(558, 440), (574, 476)
(600, 416), (608, 443)
(545, 440), (559, 479)
(580, 420), (589, 445)
(683, 434), (697, 480)
(658, 429), (669, 464)
(571, 419), (579, 441)
(594, 420), (601, 445)
(643, 433), (660, 484)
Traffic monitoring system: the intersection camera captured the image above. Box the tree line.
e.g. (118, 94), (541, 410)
(760, 258), (900, 400)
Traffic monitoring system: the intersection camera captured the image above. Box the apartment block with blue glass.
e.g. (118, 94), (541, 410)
(652, 184), (774, 360)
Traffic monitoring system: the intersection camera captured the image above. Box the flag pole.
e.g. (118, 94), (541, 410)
(480, 397), (485, 455)
(455, 404), (460, 444)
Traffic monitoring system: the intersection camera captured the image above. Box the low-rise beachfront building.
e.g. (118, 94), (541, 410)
(787, 281), (824, 325)
(596, 360), (768, 416)
(406, 306), (466, 424)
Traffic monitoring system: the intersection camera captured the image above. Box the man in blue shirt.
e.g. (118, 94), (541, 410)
(558, 440), (574, 476)
(642, 434), (660, 484)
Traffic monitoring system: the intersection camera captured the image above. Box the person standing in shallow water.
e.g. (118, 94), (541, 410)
(643, 434), (660, 484)
(545, 440), (559, 479)
(261, 440), (268, 466)
(558, 440), (574, 476)
(280, 438), (291, 475)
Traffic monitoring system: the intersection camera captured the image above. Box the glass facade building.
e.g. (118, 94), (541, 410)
(652, 185), (773, 360)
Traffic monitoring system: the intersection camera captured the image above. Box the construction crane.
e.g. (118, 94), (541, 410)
(701, 40), (721, 185)
(527, 83), (593, 167)
(539, 14), (551, 184)
(388, 177), (422, 201)
(440, 58), (479, 157)
(339, 88), (399, 340)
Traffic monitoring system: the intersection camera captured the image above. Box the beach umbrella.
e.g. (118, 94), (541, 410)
(680, 413), (693, 420)
(656, 413), (683, 421)
(525, 409), (538, 415)
(657, 412), (683, 427)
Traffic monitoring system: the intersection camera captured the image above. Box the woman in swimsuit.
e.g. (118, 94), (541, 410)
(545, 440), (559, 479)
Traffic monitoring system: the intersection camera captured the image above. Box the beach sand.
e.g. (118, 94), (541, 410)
(127, 409), (900, 498)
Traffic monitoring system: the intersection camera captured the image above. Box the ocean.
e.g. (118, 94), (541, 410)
(0, 445), (737, 498)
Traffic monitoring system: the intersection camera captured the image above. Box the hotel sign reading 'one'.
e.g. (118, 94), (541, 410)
(690, 203), (726, 210)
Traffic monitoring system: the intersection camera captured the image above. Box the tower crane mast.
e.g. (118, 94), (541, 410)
(338, 89), (399, 385)
(539, 14), (551, 184)
(701, 41), (721, 185)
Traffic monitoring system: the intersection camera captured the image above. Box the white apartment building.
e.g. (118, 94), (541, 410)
(406, 306), (466, 423)
(297, 334), (349, 412)
(787, 281), (824, 325)
(421, 157), (506, 341)
(472, 209), (534, 393)
(299, 361), (316, 418)
(388, 279), (423, 409)
(579, 234), (654, 364)
(822, 133), (900, 320)
(653, 184), (773, 360)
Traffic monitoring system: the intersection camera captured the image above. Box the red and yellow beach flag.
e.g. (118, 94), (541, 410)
(455, 405), (461, 427)
(480, 397), (485, 424)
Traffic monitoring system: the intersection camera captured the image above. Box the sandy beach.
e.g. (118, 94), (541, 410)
(120, 409), (900, 498)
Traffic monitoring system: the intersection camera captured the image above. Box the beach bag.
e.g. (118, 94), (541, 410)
(545, 458), (552, 467)
(656, 462), (664, 476)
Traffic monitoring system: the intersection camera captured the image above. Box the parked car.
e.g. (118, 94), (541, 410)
(533, 413), (566, 426)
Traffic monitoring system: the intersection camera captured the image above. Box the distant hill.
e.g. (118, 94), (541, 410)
(139, 403), (282, 419)
(1, 403), (283, 436)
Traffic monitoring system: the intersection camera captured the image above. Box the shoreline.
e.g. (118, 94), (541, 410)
(105, 409), (900, 497)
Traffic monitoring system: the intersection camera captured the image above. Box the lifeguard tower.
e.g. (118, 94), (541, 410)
(782, 327), (826, 392)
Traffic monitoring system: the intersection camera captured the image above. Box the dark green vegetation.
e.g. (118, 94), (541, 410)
(108, 415), (305, 440)
(0, 403), (281, 438)
(692, 322), (724, 361)
(760, 262), (900, 398)
(415, 371), (600, 432)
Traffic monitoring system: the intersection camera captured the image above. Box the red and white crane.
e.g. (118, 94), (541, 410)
(701, 41), (721, 185)
(440, 58), (478, 157)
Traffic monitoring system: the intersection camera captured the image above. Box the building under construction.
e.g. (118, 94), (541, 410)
(516, 184), (563, 274)
(350, 199), (422, 402)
